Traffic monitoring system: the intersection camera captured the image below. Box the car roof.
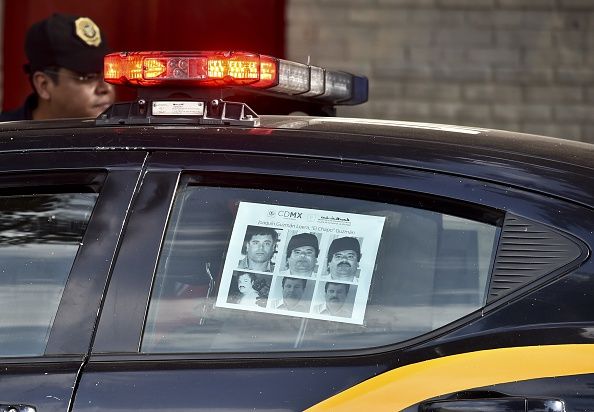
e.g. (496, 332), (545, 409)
(0, 115), (592, 209)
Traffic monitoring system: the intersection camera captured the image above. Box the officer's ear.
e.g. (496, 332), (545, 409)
(31, 71), (54, 101)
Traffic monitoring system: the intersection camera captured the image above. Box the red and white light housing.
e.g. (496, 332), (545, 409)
(104, 51), (368, 105)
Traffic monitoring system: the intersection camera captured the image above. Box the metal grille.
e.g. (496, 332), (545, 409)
(487, 214), (584, 304)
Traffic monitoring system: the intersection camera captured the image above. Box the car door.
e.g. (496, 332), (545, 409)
(0, 151), (144, 412)
(75, 149), (593, 411)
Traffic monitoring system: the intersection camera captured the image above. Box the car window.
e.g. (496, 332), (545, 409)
(0, 193), (98, 356)
(141, 184), (499, 353)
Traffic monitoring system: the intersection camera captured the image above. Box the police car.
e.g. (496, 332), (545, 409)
(0, 51), (593, 412)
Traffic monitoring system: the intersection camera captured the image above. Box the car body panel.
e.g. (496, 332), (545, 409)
(305, 344), (594, 411)
(0, 116), (591, 410)
(1, 118), (592, 208)
(0, 359), (82, 412)
(82, 142), (592, 410)
(72, 363), (385, 412)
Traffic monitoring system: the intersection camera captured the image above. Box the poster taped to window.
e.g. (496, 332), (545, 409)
(215, 202), (385, 325)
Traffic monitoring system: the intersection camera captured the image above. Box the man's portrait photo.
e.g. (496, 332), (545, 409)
(227, 271), (272, 308)
(238, 226), (280, 273)
(324, 236), (362, 283)
(275, 277), (311, 313)
(315, 281), (356, 318)
(280, 232), (320, 278)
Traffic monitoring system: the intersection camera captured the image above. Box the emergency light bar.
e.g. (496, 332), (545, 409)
(104, 51), (367, 105)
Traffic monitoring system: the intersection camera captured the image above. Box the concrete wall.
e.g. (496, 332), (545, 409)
(287, 0), (594, 143)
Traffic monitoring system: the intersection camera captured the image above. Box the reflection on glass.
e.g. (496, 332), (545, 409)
(142, 186), (499, 353)
(0, 194), (97, 357)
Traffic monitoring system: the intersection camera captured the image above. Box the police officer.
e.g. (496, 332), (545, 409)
(0, 13), (115, 121)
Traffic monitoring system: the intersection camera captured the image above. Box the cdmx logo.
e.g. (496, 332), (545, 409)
(277, 210), (303, 218)
(268, 210), (276, 217)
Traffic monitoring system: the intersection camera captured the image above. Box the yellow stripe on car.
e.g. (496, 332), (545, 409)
(306, 344), (594, 411)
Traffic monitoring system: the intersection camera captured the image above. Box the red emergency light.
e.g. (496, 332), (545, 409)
(104, 51), (277, 87)
(104, 51), (368, 104)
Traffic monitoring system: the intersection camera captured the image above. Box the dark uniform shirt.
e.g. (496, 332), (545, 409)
(0, 94), (37, 121)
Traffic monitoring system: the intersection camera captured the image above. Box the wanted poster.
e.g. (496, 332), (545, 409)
(215, 202), (385, 325)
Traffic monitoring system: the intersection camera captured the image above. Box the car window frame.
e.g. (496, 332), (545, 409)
(0, 150), (146, 359)
(90, 149), (578, 358)
(138, 181), (503, 354)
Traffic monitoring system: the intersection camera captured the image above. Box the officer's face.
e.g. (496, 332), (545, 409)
(328, 250), (358, 280)
(282, 278), (305, 308)
(287, 246), (317, 275)
(246, 234), (275, 264)
(47, 68), (115, 118)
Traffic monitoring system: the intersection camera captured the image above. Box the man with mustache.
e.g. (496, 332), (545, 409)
(317, 282), (352, 318)
(276, 277), (309, 313)
(325, 237), (361, 283)
(280, 233), (319, 277)
(0, 13), (115, 121)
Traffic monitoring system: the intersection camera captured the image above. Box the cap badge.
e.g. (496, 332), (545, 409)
(74, 17), (102, 47)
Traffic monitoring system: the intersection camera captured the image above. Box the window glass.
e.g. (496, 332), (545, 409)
(0, 193), (97, 356)
(142, 185), (499, 353)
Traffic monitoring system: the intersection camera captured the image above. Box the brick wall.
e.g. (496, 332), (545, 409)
(286, 0), (594, 143)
